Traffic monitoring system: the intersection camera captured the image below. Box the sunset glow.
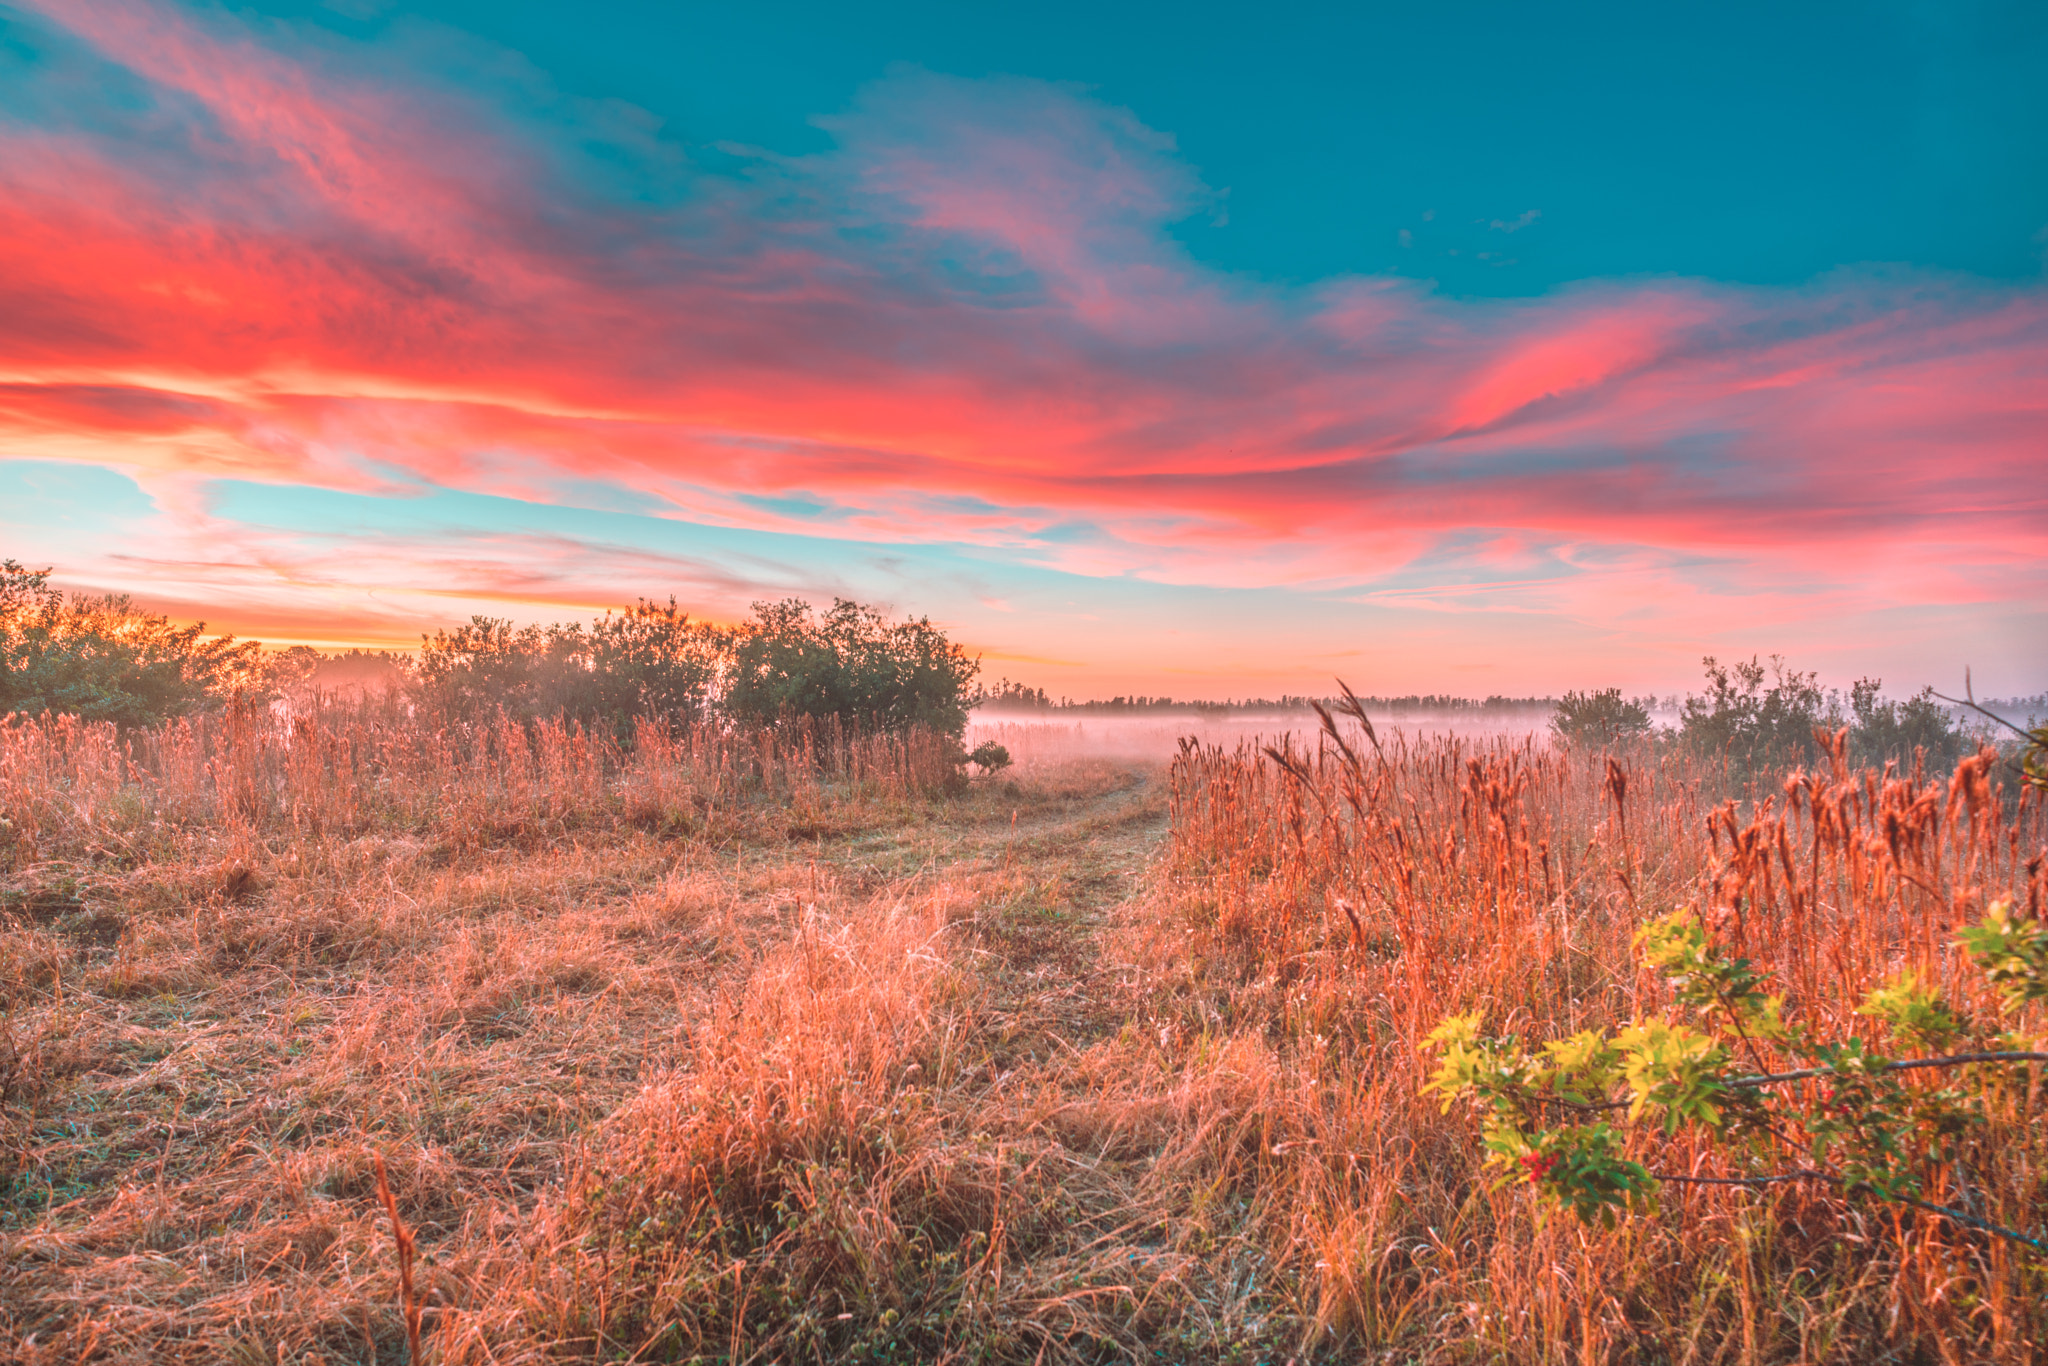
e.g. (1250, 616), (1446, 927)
(4, 0), (2044, 696)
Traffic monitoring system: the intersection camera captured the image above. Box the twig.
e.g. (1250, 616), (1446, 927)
(1933, 682), (2046, 787)
(1726, 1052), (2048, 1089)
(1931, 684), (2040, 746)
(1654, 1169), (1827, 1186)
(1526, 1052), (2048, 1112)
(374, 1153), (423, 1364)
(1653, 1167), (2048, 1252)
(1895, 1194), (2048, 1255)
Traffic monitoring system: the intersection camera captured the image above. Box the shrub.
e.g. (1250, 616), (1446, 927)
(414, 616), (576, 724)
(1424, 902), (2048, 1252)
(415, 599), (720, 734)
(966, 741), (1012, 775)
(272, 646), (407, 695)
(723, 599), (979, 740)
(0, 560), (261, 727)
(1847, 676), (1967, 769)
(1678, 654), (1831, 766)
(1549, 687), (1652, 747)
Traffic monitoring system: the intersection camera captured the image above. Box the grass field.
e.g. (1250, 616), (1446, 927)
(3, 703), (2044, 1363)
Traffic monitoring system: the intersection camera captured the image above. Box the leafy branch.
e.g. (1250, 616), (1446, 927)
(1423, 901), (2048, 1251)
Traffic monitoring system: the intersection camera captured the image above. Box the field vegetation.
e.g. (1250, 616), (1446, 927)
(4, 563), (2048, 1363)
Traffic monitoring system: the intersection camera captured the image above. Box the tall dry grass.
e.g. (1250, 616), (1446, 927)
(0, 698), (964, 863)
(6, 697), (2045, 1364)
(0, 701), (983, 1363)
(1131, 722), (2048, 1361)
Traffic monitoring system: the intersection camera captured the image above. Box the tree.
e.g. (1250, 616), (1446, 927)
(0, 560), (261, 727)
(1550, 688), (1653, 747)
(413, 616), (567, 724)
(1679, 655), (1832, 766)
(582, 598), (723, 731)
(1847, 677), (1966, 770)
(722, 599), (979, 739)
(413, 599), (721, 734)
(974, 678), (1054, 712)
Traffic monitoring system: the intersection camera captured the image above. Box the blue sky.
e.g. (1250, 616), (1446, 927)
(273, 0), (2048, 294)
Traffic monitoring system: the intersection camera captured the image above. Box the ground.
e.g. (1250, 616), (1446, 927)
(3, 758), (1208, 1364)
(8, 736), (2045, 1364)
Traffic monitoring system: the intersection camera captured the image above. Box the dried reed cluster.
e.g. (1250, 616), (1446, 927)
(0, 696), (964, 860)
(1140, 718), (2047, 1359)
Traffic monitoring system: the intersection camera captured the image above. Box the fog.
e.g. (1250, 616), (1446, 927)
(964, 708), (1565, 769)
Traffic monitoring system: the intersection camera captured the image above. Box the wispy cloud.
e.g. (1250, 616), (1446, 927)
(0, 0), (2043, 685)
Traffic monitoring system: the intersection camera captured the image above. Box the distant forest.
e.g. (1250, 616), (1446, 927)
(971, 678), (1559, 715)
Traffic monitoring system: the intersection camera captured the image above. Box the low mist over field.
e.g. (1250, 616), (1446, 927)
(966, 692), (2039, 770)
(969, 709), (1554, 766)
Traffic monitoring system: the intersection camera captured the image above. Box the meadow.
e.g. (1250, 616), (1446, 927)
(2, 696), (2044, 1363)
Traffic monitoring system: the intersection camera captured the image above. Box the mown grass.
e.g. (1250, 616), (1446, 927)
(3, 704), (2044, 1363)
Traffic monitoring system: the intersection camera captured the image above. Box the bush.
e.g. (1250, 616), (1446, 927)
(265, 646), (407, 696)
(1848, 676), (1967, 769)
(1678, 654), (1831, 766)
(1550, 688), (1652, 747)
(1425, 901), (2048, 1252)
(0, 560), (261, 727)
(723, 599), (979, 740)
(415, 599), (720, 734)
(414, 616), (576, 725)
(967, 741), (1012, 775)
(1674, 658), (1973, 775)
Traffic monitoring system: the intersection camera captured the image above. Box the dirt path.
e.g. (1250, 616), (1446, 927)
(969, 765), (1171, 1062)
(807, 761), (1171, 1064)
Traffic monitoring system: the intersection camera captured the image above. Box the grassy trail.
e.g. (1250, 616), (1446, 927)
(3, 759), (1213, 1364)
(949, 765), (1169, 1055)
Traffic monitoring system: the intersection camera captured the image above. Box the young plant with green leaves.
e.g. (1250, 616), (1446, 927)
(1424, 902), (2048, 1251)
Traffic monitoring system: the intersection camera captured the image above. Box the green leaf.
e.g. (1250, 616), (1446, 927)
(1857, 969), (1965, 1049)
(1616, 1020), (1729, 1132)
(1958, 901), (2048, 1012)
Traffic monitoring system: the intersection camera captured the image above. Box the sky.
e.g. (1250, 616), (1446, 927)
(1, 0), (2044, 698)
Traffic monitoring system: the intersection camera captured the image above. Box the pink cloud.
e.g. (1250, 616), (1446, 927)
(0, 0), (2042, 668)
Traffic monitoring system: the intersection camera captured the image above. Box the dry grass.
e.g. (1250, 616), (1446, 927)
(2, 705), (2044, 1363)
(1135, 725), (2048, 1362)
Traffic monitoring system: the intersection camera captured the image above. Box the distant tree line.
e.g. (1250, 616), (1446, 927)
(971, 679), (1558, 716)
